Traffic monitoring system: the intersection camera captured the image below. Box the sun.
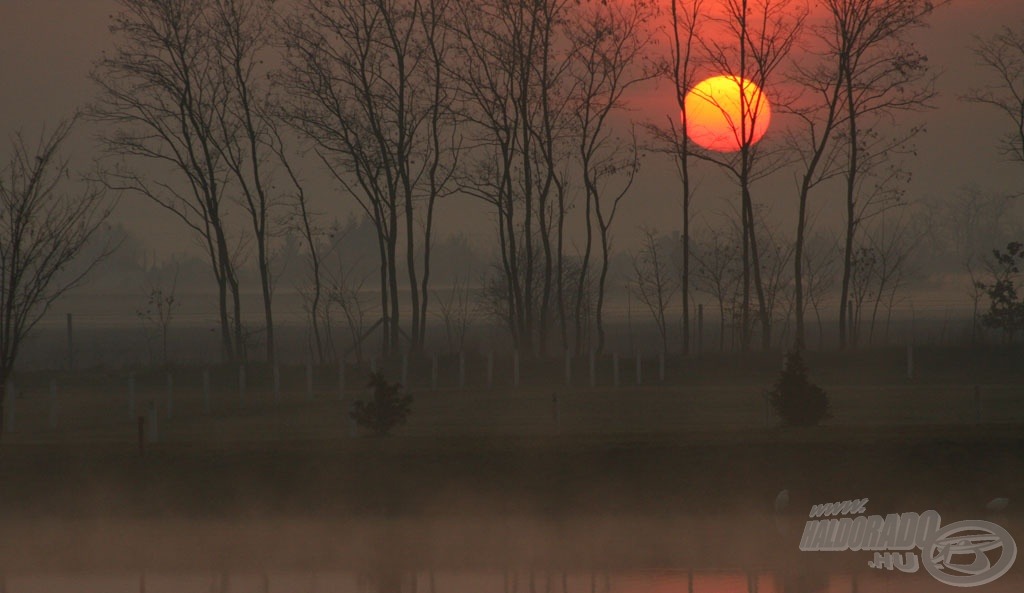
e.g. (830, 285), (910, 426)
(683, 75), (772, 153)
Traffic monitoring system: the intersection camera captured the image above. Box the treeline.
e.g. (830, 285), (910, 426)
(77, 0), (1024, 365)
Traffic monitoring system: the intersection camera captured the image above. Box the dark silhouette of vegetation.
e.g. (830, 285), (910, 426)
(351, 372), (413, 436)
(767, 349), (831, 427)
(0, 118), (115, 438)
(976, 242), (1024, 342)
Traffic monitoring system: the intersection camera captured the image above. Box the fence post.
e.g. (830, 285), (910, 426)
(165, 371), (174, 419)
(306, 361), (314, 400)
(202, 368), (211, 414)
(613, 353), (619, 388)
(48, 379), (58, 429)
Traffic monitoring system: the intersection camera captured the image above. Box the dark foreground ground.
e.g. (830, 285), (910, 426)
(0, 427), (1021, 573)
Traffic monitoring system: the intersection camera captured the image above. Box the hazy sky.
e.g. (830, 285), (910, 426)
(1, 0), (1023, 258)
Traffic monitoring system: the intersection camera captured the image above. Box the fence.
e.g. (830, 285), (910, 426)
(2, 345), (1023, 443)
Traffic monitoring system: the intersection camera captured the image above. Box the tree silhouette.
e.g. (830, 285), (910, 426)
(351, 372), (413, 436)
(976, 242), (1024, 343)
(767, 349), (831, 427)
(0, 119), (114, 437)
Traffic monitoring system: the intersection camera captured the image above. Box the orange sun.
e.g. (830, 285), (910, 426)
(683, 75), (772, 153)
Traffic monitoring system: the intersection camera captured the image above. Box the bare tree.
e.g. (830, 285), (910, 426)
(0, 120), (115, 436)
(92, 0), (244, 363)
(449, 0), (574, 357)
(802, 233), (840, 349)
(330, 266), (372, 365)
(208, 0), (284, 364)
(965, 24), (1024, 169)
(848, 245), (876, 347)
(643, 0), (705, 355)
(281, 0), (458, 357)
(435, 277), (473, 355)
(569, 0), (660, 355)
(266, 121), (334, 364)
(753, 211), (795, 348)
(692, 222), (743, 352)
(630, 228), (680, 355)
(821, 0), (941, 350)
(866, 214), (920, 344)
(137, 268), (181, 367)
(695, 0), (806, 351)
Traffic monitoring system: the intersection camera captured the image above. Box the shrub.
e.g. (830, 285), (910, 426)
(767, 349), (831, 427)
(351, 372), (413, 436)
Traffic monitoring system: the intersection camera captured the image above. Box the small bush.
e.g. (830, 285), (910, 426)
(351, 372), (413, 436)
(767, 349), (831, 427)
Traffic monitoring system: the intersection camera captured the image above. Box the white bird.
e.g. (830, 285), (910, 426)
(774, 489), (790, 513)
(986, 497), (1010, 512)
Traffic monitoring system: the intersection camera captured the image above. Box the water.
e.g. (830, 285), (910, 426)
(0, 510), (1019, 592)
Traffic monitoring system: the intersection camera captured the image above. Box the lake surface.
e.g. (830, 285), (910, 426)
(1, 509), (1019, 592)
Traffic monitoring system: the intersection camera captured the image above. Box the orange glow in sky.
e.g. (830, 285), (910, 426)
(683, 75), (772, 153)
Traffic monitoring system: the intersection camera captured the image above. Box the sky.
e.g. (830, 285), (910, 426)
(0, 0), (1023, 259)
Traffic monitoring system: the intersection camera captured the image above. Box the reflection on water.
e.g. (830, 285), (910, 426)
(1, 568), (1021, 593)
